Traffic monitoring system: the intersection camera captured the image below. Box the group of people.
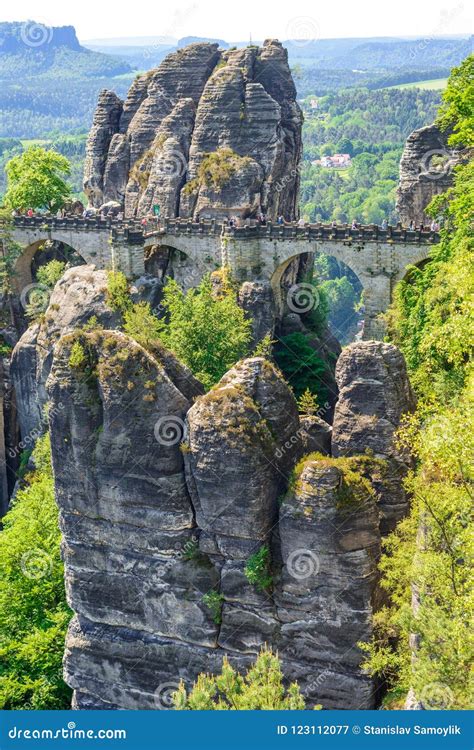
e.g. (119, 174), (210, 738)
(12, 207), (441, 233)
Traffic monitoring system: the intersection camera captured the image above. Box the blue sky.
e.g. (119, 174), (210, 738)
(4, 0), (472, 43)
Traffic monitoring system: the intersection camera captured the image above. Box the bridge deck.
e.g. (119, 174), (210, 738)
(3, 216), (440, 245)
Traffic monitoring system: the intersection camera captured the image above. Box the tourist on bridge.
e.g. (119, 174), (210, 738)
(277, 214), (284, 225)
(381, 218), (387, 230)
(409, 220), (415, 230)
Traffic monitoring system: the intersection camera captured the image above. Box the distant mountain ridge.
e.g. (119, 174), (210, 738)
(84, 33), (472, 72)
(0, 21), (132, 79)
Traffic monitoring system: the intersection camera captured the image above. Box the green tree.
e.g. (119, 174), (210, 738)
(0, 435), (71, 709)
(437, 55), (474, 147)
(363, 56), (474, 710)
(297, 388), (319, 415)
(36, 259), (66, 289)
(5, 146), (71, 212)
(274, 332), (328, 403)
(156, 275), (252, 389)
(173, 647), (317, 710)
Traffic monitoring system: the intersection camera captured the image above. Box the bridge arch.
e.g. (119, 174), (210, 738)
(270, 247), (366, 342)
(143, 240), (209, 291)
(142, 229), (222, 288)
(13, 238), (89, 294)
(392, 245), (433, 285)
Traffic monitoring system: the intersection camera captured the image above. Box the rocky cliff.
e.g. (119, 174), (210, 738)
(84, 40), (302, 221)
(34, 266), (414, 711)
(396, 123), (460, 225)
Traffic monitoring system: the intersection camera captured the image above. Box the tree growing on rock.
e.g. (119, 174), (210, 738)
(5, 146), (71, 213)
(173, 647), (318, 710)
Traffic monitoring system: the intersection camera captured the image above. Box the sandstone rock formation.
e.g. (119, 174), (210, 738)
(43, 329), (414, 710)
(396, 123), (459, 225)
(10, 266), (175, 441)
(11, 266), (121, 440)
(332, 341), (416, 533)
(277, 456), (382, 707)
(84, 40), (302, 221)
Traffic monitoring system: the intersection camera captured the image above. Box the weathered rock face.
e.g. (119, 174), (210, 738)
(396, 123), (460, 225)
(277, 457), (382, 708)
(10, 266), (167, 441)
(238, 281), (275, 346)
(45, 336), (414, 711)
(83, 91), (124, 208)
(10, 266), (120, 440)
(332, 341), (416, 533)
(84, 40), (302, 221)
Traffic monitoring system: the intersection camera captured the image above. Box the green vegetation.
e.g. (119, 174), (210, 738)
(362, 56), (474, 710)
(0, 134), (87, 202)
(300, 88), (440, 225)
(123, 301), (163, 349)
(244, 545), (273, 591)
(4, 146), (71, 212)
(110, 269), (252, 389)
(312, 255), (363, 344)
(183, 148), (251, 194)
(106, 270), (131, 314)
(173, 646), (315, 709)
(202, 591), (224, 625)
(297, 388), (319, 416)
(274, 332), (328, 403)
(36, 259), (66, 289)
(149, 275), (252, 389)
(289, 452), (381, 512)
(0, 435), (71, 709)
(68, 340), (87, 369)
(253, 334), (275, 359)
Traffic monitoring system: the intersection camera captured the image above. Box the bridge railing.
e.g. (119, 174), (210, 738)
(3, 215), (440, 245)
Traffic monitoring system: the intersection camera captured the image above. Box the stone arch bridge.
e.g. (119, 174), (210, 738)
(4, 216), (439, 339)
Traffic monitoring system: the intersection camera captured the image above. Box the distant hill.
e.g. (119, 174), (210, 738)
(329, 36), (473, 69)
(83, 33), (471, 72)
(0, 21), (132, 79)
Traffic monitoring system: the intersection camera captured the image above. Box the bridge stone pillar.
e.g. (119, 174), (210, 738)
(223, 236), (263, 281)
(359, 272), (392, 341)
(110, 240), (145, 279)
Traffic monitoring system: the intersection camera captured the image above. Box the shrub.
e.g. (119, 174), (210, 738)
(106, 270), (131, 314)
(68, 340), (86, 369)
(36, 260), (65, 289)
(123, 301), (164, 349)
(173, 646), (318, 709)
(0, 435), (71, 709)
(202, 591), (224, 624)
(244, 545), (273, 591)
(297, 388), (319, 415)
